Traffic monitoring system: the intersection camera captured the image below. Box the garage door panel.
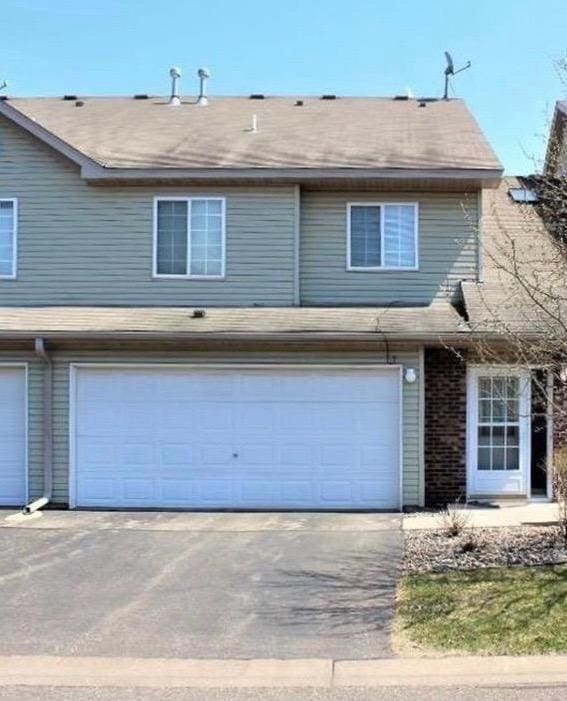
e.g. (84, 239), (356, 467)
(0, 368), (26, 506)
(121, 443), (154, 466)
(74, 367), (401, 510)
(78, 478), (115, 503)
(160, 444), (195, 466)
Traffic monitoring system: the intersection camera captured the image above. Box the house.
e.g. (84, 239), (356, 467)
(545, 100), (567, 176)
(0, 85), (557, 512)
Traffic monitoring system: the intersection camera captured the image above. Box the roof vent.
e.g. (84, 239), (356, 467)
(168, 66), (182, 106)
(321, 94), (337, 100)
(133, 94), (149, 100)
(295, 100), (304, 106)
(196, 67), (210, 106)
(249, 93), (265, 100)
(246, 114), (258, 133)
(75, 100), (84, 107)
(192, 309), (206, 319)
(63, 95), (77, 101)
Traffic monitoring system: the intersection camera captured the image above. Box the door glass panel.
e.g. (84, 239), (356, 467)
(478, 426), (491, 445)
(478, 447), (491, 470)
(478, 378), (492, 399)
(493, 447), (505, 470)
(477, 375), (521, 472)
(506, 400), (519, 421)
(492, 426), (505, 445)
(506, 447), (519, 470)
(479, 400), (492, 422)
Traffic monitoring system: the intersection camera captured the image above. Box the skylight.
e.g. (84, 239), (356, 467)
(509, 188), (539, 203)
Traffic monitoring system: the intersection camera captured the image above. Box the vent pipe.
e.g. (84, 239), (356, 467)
(196, 67), (210, 106)
(169, 66), (182, 106)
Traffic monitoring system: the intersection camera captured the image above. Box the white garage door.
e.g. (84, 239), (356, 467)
(0, 367), (26, 506)
(72, 366), (401, 510)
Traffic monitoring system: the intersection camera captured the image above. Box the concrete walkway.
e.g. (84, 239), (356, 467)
(1, 654), (566, 689)
(403, 502), (559, 530)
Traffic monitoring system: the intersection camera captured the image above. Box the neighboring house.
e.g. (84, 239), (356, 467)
(0, 89), (556, 511)
(545, 100), (567, 176)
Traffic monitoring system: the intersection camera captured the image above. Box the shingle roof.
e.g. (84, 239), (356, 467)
(4, 96), (502, 172)
(462, 177), (566, 335)
(0, 302), (466, 339)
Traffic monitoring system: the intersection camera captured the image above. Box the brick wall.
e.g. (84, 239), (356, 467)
(424, 347), (468, 506)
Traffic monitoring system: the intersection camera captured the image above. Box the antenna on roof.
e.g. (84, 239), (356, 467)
(196, 67), (210, 106)
(0, 80), (7, 93)
(443, 51), (471, 99)
(168, 66), (182, 106)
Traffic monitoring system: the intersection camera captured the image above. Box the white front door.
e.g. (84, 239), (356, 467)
(72, 365), (402, 510)
(467, 367), (530, 496)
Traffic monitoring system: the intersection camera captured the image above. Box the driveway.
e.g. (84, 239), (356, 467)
(0, 510), (402, 659)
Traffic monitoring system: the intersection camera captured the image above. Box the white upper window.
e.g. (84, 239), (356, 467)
(0, 199), (17, 279)
(154, 197), (225, 278)
(347, 203), (418, 270)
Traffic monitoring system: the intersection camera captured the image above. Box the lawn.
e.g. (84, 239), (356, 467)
(397, 564), (567, 655)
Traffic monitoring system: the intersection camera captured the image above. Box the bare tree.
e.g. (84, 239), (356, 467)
(449, 88), (567, 520)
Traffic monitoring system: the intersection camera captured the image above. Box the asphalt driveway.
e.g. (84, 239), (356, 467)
(0, 510), (402, 659)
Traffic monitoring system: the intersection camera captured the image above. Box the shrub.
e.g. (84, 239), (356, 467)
(441, 501), (471, 537)
(553, 446), (567, 544)
(460, 537), (478, 553)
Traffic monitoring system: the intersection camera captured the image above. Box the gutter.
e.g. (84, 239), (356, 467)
(0, 330), (472, 344)
(22, 338), (53, 514)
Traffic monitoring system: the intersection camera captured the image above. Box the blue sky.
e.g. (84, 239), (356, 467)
(2, 0), (567, 173)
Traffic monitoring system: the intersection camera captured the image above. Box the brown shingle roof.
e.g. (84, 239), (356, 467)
(0, 303), (466, 339)
(462, 177), (566, 335)
(5, 96), (501, 172)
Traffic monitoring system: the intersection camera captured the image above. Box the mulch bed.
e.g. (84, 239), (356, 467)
(404, 525), (567, 575)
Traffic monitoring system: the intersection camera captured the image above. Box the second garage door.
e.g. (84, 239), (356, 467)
(0, 366), (26, 506)
(72, 366), (401, 510)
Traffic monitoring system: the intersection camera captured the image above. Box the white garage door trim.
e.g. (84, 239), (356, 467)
(0, 363), (28, 506)
(69, 363), (404, 510)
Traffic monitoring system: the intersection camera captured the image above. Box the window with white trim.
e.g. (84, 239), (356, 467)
(0, 199), (16, 278)
(154, 198), (225, 277)
(477, 376), (520, 471)
(348, 203), (417, 270)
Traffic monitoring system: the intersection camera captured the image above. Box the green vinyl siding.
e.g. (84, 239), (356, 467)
(46, 348), (422, 508)
(0, 117), (296, 306)
(300, 190), (479, 305)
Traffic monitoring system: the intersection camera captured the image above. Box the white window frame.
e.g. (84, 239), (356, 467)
(0, 198), (18, 280)
(346, 201), (419, 272)
(152, 196), (226, 279)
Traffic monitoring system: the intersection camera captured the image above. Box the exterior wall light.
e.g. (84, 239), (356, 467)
(404, 368), (417, 384)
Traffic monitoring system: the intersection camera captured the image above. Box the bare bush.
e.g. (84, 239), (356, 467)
(553, 447), (567, 544)
(440, 502), (471, 537)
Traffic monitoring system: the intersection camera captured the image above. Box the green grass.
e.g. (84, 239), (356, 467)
(397, 564), (567, 655)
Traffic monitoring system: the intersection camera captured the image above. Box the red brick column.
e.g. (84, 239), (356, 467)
(424, 347), (468, 506)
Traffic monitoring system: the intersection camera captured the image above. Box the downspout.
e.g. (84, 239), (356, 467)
(22, 338), (52, 514)
(293, 184), (301, 306)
